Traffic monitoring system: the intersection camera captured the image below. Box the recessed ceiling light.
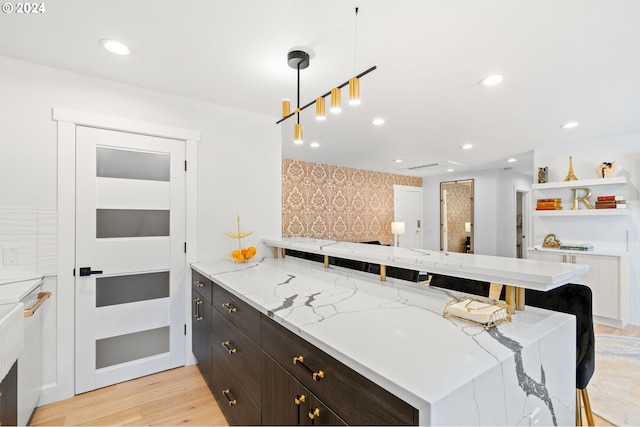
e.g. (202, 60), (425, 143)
(372, 118), (385, 126)
(100, 39), (130, 55)
(507, 158), (517, 163)
(479, 74), (503, 86)
(461, 144), (473, 150)
(561, 122), (579, 129)
(394, 159), (403, 163)
(447, 168), (455, 172)
(310, 142), (320, 148)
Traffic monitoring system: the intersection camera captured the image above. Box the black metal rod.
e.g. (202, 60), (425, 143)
(276, 65), (377, 124)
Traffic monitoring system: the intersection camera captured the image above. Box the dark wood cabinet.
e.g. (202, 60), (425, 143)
(192, 288), (212, 386)
(0, 361), (18, 427)
(262, 352), (345, 426)
(191, 268), (417, 426)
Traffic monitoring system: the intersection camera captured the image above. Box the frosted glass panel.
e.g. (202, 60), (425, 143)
(96, 327), (169, 369)
(96, 147), (170, 181)
(96, 209), (169, 238)
(96, 272), (170, 307)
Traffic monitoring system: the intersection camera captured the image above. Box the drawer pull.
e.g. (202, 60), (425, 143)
(294, 394), (306, 405)
(194, 280), (205, 288)
(222, 389), (237, 406)
(293, 355), (325, 382)
(222, 341), (237, 354)
(222, 302), (237, 313)
(308, 408), (321, 420)
(194, 298), (203, 321)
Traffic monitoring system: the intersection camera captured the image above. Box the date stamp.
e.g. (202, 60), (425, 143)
(2, 2), (45, 13)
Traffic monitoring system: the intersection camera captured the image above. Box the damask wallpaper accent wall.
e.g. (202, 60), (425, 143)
(282, 159), (422, 244)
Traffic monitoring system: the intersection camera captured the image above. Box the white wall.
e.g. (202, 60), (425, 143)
(533, 135), (640, 325)
(0, 56), (282, 403)
(422, 169), (532, 256)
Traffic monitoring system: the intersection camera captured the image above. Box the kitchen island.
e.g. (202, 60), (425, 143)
(192, 255), (575, 426)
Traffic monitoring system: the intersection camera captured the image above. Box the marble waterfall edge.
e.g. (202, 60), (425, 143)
(192, 257), (575, 426)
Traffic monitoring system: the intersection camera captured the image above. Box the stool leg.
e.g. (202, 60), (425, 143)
(580, 388), (595, 426)
(576, 388), (583, 426)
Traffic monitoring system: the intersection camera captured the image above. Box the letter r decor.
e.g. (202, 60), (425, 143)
(572, 187), (594, 210)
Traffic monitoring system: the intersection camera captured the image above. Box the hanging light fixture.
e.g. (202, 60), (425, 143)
(330, 87), (342, 113)
(276, 7), (376, 143)
(315, 96), (326, 120)
(349, 8), (361, 105)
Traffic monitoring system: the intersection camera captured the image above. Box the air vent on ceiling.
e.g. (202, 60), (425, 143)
(407, 163), (441, 170)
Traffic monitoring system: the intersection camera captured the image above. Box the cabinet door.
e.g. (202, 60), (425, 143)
(262, 352), (305, 425)
(573, 254), (619, 320)
(192, 289), (212, 384)
(0, 361), (18, 427)
(262, 353), (345, 426)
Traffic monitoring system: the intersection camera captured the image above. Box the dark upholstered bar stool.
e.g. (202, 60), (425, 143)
(525, 284), (595, 426)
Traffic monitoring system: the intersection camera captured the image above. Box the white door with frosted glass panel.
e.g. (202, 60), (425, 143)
(75, 126), (186, 393)
(393, 185), (423, 249)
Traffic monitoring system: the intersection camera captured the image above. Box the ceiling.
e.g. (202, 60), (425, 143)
(2, 0), (640, 177)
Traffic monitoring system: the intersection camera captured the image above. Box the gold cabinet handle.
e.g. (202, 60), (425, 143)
(222, 341), (237, 354)
(222, 389), (237, 406)
(292, 355), (325, 382)
(308, 408), (320, 420)
(222, 302), (237, 313)
(294, 394), (306, 405)
(194, 280), (205, 288)
(24, 292), (51, 317)
(194, 297), (202, 320)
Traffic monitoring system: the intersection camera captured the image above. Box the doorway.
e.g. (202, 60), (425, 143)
(515, 188), (529, 259)
(55, 109), (199, 398)
(393, 185), (423, 248)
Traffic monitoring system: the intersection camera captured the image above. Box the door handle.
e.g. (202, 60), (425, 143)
(79, 267), (103, 276)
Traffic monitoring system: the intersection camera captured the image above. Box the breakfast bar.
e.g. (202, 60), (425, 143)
(192, 253), (577, 425)
(262, 238), (590, 312)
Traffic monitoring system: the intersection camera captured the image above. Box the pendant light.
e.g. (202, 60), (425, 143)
(348, 8), (361, 105)
(276, 7), (376, 143)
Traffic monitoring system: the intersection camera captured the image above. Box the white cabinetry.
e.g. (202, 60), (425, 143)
(530, 176), (630, 327)
(528, 249), (628, 327)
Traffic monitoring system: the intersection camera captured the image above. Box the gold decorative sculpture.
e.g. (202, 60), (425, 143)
(564, 156), (578, 181)
(224, 212), (256, 262)
(542, 233), (561, 248)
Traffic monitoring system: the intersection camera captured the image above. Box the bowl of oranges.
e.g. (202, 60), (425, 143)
(229, 246), (257, 263)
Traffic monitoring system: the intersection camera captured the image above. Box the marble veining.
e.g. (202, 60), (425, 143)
(263, 237), (589, 291)
(195, 256), (575, 425)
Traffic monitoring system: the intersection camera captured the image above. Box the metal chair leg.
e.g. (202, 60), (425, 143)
(576, 388), (583, 426)
(580, 388), (595, 426)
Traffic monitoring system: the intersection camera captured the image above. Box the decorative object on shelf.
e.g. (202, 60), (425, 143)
(595, 195), (627, 209)
(564, 156), (579, 181)
(543, 233), (561, 248)
(276, 8), (377, 145)
(224, 212), (256, 262)
(537, 166), (548, 183)
(443, 296), (511, 330)
(536, 198), (562, 210)
(391, 221), (405, 247)
(594, 161), (619, 178)
(571, 187), (594, 210)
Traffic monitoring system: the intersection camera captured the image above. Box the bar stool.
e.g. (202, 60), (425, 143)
(525, 284), (595, 426)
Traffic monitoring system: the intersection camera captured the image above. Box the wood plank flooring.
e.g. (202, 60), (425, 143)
(29, 323), (640, 426)
(30, 365), (228, 426)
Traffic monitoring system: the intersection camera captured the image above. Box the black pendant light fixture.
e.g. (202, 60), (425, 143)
(277, 7), (376, 144)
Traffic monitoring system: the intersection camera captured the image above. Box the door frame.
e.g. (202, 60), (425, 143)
(54, 108), (200, 399)
(514, 185), (531, 259)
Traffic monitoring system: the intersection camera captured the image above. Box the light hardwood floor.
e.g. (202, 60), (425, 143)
(30, 324), (640, 426)
(30, 365), (227, 426)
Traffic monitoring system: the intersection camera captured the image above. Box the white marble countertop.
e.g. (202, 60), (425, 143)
(263, 238), (589, 291)
(528, 245), (629, 257)
(0, 277), (44, 304)
(192, 257), (575, 425)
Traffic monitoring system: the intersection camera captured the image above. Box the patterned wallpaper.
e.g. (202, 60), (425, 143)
(441, 181), (473, 253)
(282, 159), (422, 245)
